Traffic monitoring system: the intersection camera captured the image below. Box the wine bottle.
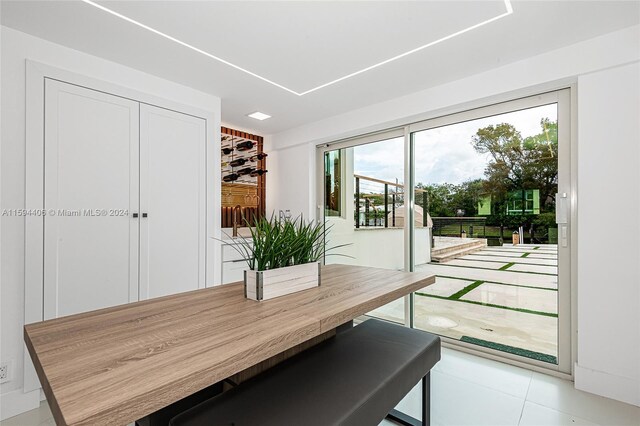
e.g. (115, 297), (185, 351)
(237, 167), (255, 176)
(230, 158), (248, 167)
(235, 140), (254, 151)
(223, 173), (239, 182)
(249, 153), (268, 161)
(221, 147), (233, 155)
(250, 169), (268, 177)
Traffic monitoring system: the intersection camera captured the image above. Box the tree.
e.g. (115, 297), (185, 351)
(471, 119), (558, 214)
(417, 179), (484, 217)
(471, 119), (558, 242)
(522, 119), (558, 211)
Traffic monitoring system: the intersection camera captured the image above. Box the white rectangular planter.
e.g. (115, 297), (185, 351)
(244, 262), (321, 301)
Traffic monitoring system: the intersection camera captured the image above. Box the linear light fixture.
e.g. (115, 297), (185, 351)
(81, 0), (513, 96)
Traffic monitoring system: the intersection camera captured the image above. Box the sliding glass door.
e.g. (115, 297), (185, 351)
(320, 132), (408, 324)
(317, 90), (572, 374)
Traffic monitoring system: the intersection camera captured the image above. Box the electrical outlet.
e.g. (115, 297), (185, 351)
(0, 360), (13, 384)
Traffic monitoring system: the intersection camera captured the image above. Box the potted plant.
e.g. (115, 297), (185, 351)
(225, 214), (347, 301)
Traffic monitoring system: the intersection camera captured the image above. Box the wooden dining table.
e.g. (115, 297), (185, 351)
(24, 264), (435, 426)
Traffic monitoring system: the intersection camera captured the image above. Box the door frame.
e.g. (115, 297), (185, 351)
(316, 88), (575, 377)
(409, 89), (573, 376)
(24, 60), (219, 392)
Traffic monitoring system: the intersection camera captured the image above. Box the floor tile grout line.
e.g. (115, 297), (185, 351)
(517, 372), (534, 425)
(434, 367), (531, 403)
(519, 400), (607, 426)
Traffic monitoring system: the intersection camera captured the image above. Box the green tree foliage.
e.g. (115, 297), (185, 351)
(471, 119), (558, 214)
(470, 118), (558, 241)
(418, 179), (484, 217)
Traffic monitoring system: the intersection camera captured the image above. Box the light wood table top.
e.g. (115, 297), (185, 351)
(24, 264), (435, 426)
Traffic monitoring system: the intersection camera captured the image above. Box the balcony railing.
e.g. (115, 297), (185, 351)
(354, 174), (427, 229)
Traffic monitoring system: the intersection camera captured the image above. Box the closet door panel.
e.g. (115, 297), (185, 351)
(139, 104), (206, 299)
(44, 79), (139, 319)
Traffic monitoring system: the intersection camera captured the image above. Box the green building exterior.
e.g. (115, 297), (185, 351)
(477, 189), (540, 216)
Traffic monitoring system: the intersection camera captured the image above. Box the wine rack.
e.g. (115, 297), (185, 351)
(220, 127), (266, 226)
(221, 134), (263, 185)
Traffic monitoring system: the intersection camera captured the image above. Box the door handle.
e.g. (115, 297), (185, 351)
(132, 213), (139, 218)
(555, 192), (568, 224)
(142, 213), (148, 218)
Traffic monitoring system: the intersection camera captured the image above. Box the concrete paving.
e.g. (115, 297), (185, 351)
(419, 276), (474, 297)
(445, 259), (508, 270)
(417, 263), (558, 289)
(372, 244), (560, 362)
(413, 297), (556, 357)
(463, 254), (557, 266)
(462, 283), (558, 314)
(508, 263), (558, 275)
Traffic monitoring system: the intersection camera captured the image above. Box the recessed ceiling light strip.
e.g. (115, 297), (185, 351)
(297, 0), (513, 96)
(80, 0), (300, 95)
(81, 0), (513, 97)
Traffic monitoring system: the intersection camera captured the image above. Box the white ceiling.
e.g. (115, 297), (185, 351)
(2, 1), (639, 134)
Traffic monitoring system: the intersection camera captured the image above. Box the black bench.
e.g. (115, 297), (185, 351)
(170, 319), (441, 426)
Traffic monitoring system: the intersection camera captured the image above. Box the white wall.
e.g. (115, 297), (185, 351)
(265, 141), (316, 218)
(0, 26), (221, 419)
(574, 62), (640, 406)
(267, 25), (640, 405)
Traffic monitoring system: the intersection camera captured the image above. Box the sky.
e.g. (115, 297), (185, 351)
(353, 103), (557, 188)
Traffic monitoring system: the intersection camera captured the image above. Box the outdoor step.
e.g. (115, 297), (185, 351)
(431, 239), (487, 263)
(431, 239), (487, 257)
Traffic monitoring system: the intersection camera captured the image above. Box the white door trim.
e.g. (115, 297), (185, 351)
(24, 60), (220, 392)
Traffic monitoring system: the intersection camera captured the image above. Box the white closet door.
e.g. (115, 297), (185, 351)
(44, 79), (140, 319)
(139, 104), (206, 299)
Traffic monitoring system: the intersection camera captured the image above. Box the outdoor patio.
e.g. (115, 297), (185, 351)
(371, 243), (559, 363)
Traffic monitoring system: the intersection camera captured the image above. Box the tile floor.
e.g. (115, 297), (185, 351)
(4, 347), (638, 426)
(379, 348), (639, 426)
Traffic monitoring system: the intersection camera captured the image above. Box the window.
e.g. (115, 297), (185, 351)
(324, 150), (342, 216)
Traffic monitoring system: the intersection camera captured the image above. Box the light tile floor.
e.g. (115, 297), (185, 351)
(4, 348), (638, 426)
(379, 347), (640, 426)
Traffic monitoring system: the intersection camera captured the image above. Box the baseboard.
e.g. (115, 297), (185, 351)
(575, 363), (640, 407)
(0, 388), (41, 421)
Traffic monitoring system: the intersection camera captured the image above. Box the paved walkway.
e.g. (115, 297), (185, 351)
(371, 244), (559, 363)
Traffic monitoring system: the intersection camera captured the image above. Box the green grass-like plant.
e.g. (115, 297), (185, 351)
(224, 214), (349, 271)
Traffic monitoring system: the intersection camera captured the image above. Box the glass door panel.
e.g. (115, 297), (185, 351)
(411, 103), (560, 364)
(322, 137), (406, 324)
(318, 90), (570, 373)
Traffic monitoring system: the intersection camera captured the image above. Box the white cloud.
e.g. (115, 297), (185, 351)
(354, 104), (557, 186)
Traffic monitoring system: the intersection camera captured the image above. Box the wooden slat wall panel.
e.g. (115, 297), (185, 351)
(221, 206), (258, 228)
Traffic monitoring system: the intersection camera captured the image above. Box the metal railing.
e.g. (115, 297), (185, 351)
(354, 174), (427, 228)
(431, 217), (487, 238)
